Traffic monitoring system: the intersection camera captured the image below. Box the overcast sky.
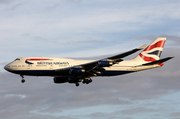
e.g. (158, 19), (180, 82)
(0, 0), (180, 119)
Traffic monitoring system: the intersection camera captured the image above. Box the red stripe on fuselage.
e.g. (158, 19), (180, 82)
(25, 59), (50, 61)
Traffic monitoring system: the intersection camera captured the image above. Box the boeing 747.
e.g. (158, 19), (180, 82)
(4, 38), (173, 86)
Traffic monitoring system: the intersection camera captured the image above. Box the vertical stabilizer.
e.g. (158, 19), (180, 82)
(134, 38), (166, 62)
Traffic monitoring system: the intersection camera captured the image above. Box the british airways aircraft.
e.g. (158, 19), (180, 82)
(4, 38), (173, 86)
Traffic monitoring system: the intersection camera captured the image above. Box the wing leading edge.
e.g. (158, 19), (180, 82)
(55, 44), (148, 74)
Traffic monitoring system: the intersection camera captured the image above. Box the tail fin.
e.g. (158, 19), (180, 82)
(134, 38), (166, 62)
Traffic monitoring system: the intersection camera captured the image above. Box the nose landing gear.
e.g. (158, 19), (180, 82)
(20, 75), (25, 83)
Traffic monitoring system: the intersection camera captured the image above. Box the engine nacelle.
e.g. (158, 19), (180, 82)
(53, 77), (69, 83)
(69, 68), (85, 75)
(98, 61), (113, 67)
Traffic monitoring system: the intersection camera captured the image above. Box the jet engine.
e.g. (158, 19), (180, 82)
(69, 68), (85, 75)
(98, 61), (113, 67)
(53, 77), (69, 83)
(53, 77), (81, 86)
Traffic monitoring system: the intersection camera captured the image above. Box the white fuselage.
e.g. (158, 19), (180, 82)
(4, 57), (161, 77)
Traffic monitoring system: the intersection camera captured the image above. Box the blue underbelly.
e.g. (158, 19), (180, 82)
(97, 70), (134, 76)
(9, 70), (134, 77)
(9, 70), (57, 76)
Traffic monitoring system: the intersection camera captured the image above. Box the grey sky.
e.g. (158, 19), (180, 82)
(0, 0), (179, 119)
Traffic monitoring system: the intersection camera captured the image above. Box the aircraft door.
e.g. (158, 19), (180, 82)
(27, 64), (32, 69)
(50, 60), (53, 70)
(50, 64), (53, 70)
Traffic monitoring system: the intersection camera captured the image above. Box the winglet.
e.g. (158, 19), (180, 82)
(138, 44), (148, 50)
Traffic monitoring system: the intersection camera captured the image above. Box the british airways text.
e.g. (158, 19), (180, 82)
(37, 62), (69, 65)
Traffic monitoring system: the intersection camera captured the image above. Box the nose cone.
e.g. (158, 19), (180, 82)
(4, 64), (9, 71)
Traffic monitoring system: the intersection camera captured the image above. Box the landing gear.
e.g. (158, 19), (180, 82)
(89, 78), (92, 83)
(83, 78), (92, 84)
(70, 77), (92, 87)
(76, 82), (79, 87)
(20, 75), (25, 83)
(75, 78), (92, 87)
(21, 79), (25, 83)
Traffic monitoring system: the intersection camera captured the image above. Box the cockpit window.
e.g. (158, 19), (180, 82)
(14, 58), (20, 61)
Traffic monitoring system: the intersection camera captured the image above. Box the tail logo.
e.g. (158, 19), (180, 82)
(143, 40), (165, 52)
(139, 39), (165, 62)
(147, 50), (162, 56)
(139, 53), (156, 62)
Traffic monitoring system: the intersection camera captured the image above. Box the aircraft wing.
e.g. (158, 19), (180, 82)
(80, 44), (148, 71)
(55, 44), (147, 75)
(105, 44), (148, 62)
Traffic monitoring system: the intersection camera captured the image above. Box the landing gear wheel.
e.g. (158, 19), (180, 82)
(20, 75), (25, 83)
(76, 83), (79, 87)
(21, 79), (25, 83)
(83, 78), (92, 84)
(82, 80), (86, 84)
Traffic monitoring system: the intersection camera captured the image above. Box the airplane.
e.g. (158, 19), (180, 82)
(4, 38), (173, 86)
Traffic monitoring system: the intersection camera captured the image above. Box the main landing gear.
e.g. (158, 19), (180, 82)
(74, 78), (92, 87)
(82, 78), (92, 84)
(20, 75), (25, 83)
(76, 82), (80, 87)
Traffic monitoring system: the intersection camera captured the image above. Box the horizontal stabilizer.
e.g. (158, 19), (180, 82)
(142, 57), (174, 66)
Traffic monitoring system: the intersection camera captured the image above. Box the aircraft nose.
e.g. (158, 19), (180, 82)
(4, 64), (9, 71)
